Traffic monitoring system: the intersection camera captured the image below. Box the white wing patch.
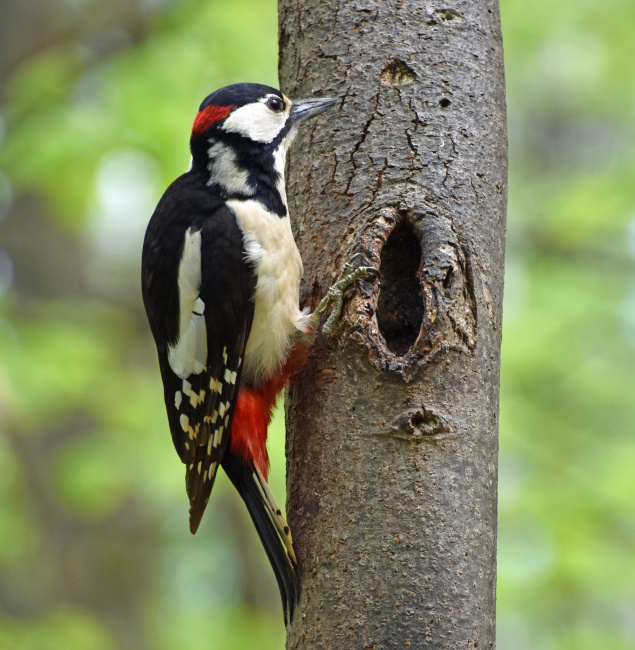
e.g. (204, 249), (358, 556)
(168, 228), (208, 378)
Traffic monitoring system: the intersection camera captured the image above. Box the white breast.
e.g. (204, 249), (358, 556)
(227, 198), (311, 384)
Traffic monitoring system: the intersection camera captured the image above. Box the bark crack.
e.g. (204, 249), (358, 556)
(344, 90), (381, 195)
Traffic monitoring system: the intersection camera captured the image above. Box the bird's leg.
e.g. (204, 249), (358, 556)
(306, 254), (380, 339)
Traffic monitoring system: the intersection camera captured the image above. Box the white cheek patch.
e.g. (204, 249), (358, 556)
(168, 228), (208, 378)
(221, 101), (288, 144)
(207, 141), (253, 195)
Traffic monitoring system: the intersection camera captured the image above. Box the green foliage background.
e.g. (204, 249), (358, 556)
(0, 0), (633, 648)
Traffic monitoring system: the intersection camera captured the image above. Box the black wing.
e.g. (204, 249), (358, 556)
(142, 174), (256, 532)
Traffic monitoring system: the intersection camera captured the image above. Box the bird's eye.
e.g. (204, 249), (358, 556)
(266, 96), (284, 113)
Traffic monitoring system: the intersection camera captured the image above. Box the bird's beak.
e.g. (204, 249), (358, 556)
(288, 97), (336, 125)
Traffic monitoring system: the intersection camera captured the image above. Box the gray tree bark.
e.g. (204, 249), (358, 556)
(279, 1), (506, 648)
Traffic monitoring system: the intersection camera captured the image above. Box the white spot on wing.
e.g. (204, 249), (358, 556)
(222, 368), (237, 385)
(175, 391), (182, 409)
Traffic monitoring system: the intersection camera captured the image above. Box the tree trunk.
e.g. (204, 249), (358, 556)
(279, 1), (506, 647)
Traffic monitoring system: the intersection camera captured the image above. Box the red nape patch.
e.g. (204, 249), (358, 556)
(191, 104), (235, 134)
(229, 343), (311, 479)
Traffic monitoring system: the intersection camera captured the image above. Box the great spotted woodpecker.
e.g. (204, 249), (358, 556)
(141, 83), (374, 623)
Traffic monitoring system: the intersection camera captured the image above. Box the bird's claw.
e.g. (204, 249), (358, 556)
(315, 255), (380, 336)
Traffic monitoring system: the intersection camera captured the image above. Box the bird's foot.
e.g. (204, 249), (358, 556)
(314, 254), (380, 336)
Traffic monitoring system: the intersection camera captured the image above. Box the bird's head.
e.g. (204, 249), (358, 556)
(189, 83), (335, 214)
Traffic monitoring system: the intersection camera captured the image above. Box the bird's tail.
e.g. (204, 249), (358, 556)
(223, 453), (299, 624)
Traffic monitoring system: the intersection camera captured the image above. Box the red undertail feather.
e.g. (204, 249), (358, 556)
(230, 343), (310, 479)
(191, 104), (235, 134)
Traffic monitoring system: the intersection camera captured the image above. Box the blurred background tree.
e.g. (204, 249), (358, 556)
(0, 0), (633, 648)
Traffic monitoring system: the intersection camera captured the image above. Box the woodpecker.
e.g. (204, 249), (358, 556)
(141, 82), (374, 623)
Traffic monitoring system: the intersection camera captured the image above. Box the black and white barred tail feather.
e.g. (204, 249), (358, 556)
(222, 453), (299, 624)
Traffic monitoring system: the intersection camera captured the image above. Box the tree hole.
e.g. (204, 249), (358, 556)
(376, 220), (425, 356)
(380, 58), (417, 86)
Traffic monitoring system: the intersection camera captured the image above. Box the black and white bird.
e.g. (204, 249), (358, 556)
(141, 82), (373, 623)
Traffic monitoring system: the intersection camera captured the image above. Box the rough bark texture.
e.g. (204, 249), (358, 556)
(279, 1), (506, 648)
